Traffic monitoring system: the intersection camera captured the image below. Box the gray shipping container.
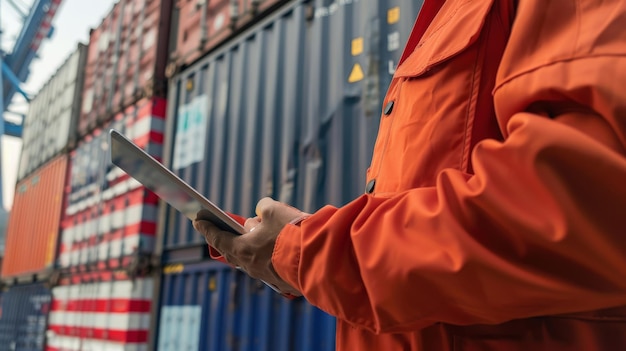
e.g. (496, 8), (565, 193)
(17, 44), (87, 181)
(161, 0), (422, 260)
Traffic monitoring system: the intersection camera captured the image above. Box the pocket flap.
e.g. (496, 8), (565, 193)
(395, 0), (495, 77)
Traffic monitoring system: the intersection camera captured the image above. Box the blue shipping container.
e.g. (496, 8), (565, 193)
(161, 0), (423, 261)
(157, 260), (336, 351)
(0, 283), (51, 351)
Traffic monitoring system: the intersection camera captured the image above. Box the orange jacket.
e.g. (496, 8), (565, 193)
(272, 0), (626, 350)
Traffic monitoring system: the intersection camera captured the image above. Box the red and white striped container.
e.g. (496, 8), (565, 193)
(58, 97), (166, 271)
(46, 271), (153, 351)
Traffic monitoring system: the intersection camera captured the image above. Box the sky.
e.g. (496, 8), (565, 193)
(1, 0), (117, 210)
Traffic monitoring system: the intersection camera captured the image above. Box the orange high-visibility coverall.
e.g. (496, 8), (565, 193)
(271, 0), (626, 349)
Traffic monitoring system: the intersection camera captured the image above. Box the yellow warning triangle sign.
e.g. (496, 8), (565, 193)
(348, 63), (364, 83)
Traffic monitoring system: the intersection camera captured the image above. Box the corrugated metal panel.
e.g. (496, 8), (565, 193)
(156, 260), (335, 351)
(46, 271), (153, 351)
(78, 0), (173, 138)
(17, 45), (87, 181)
(171, 0), (289, 67)
(0, 283), (51, 351)
(2, 155), (69, 278)
(59, 98), (166, 271)
(161, 0), (422, 256)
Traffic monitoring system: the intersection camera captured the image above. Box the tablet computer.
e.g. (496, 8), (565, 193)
(109, 129), (246, 235)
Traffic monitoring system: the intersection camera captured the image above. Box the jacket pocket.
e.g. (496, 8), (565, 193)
(394, 0), (495, 78)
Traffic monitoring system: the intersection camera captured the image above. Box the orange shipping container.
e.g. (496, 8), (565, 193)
(2, 155), (69, 278)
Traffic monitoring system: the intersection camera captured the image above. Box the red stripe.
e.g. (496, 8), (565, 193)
(56, 271), (133, 285)
(51, 299), (150, 313)
(47, 326), (148, 343)
(150, 97), (167, 118)
(150, 130), (165, 143)
(133, 131), (164, 149)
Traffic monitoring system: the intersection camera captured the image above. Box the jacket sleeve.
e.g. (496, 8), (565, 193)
(271, 0), (626, 334)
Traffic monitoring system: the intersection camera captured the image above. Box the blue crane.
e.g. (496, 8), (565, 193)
(1, 0), (62, 209)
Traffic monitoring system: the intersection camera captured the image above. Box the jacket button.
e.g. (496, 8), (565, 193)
(383, 101), (394, 115)
(365, 179), (376, 194)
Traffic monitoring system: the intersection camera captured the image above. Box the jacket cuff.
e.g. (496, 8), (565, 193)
(272, 223), (302, 291)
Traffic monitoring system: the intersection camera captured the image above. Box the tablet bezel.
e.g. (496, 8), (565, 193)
(109, 129), (246, 235)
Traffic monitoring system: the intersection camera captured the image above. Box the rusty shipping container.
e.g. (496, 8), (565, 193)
(59, 98), (166, 271)
(78, 0), (173, 138)
(161, 0), (422, 259)
(17, 44), (87, 181)
(46, 271), (153, 351)
(170, 0), (290, 67)
(2, 155), (69, 279)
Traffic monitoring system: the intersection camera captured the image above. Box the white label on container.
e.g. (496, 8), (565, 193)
(173, 95), (210, 170)
(388, 31), (400, 52)
(158, 306), (202, 351)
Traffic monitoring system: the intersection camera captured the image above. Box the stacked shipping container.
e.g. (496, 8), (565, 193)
(47, 272), (153, 351)
(2, 44), (87, 282)
(43, 0), (174, 349)
(17, 44), (87, 181)
(58, 98), (166, 272)
(0, 44), (88, 351)
(3, 0), (423, 349)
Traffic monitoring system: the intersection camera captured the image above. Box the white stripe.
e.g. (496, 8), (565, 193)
(111, 278), (154, 299)
(46, 334), (81, 350)
(99, 213), (112, 234)
(103, 188), (115, 201)
(70, 249), (80, 266)
(72, 221), (84, 241)
(48, 311), (65, 325)
(124, 235), (155, 255)
(59, 252), (70, 267)
(99, 240), (111, 261)
(97, 281), (113, 299)
(112, 207), (126, 229)
(53, 285), (70, 299)
(62, 226), (75, 243)
(130, 116), (153, 139)
(125, 203), (158, 226)
(129, 178), (142, 190)
(47, 335), (148, 351)
(71, 178), (144, 210)
(105, 168), (128, 194)
(83, 339), (148, 351)
(48, 311), (151, 330)
(125, 205), (143, 225)
(108, 238), (123, 259)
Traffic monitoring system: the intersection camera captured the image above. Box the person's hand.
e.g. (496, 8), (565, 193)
(193, 197), (308, 296)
